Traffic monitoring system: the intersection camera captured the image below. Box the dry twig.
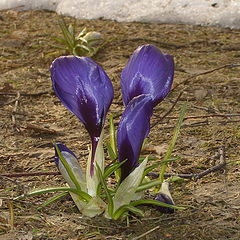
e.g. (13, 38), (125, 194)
(11, 92), (20, 126)
(132, 226), (160, 240)
(6, 200), (14, 230)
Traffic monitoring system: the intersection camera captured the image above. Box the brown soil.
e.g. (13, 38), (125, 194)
(0, 9), (240, 240)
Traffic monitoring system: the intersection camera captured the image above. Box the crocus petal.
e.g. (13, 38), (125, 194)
(54, 143), (86, 192)
(54, 143), (78, 166)
(121, 44), (174, 106)
(154, 181), (175, 214)
(50, 56), (114, 139)
(112, 157), (148, 214)
(117, 94), (153, 181)
(51, 56), (113, 176)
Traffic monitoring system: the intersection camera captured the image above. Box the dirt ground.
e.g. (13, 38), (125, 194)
(0, 9), (240, 240)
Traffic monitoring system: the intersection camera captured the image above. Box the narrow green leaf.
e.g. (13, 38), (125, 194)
(139, 156), (157, 161)
(106, 142), (117, 160)
(52, 45), (68, 50)
(76, 27), (87, 39)
(51, 37), (67, 44)
(136, 179), (162, 192)
(109, 114), (117, 157)
(143, 157), (180, 177)
(68, 23), (75, 38)
(143, 162), (162, 177)
(103, 160), (126, 180)
(113, 205), (144, 220)
(86, 38), (101, 44)
(158, 104), (187, 184)
(169, 175), (184, 183)
(130, 199), (186, 210)
(112, 157), (148, 212)
(73, 44), (92, 56)
(37, 192), (68, 210)
(55, 144), (82, 191)
(58, 17), (74, 49)
(96, 164), (113, 216)
(14, 187), (91, 202)
(76, 36), (88, 44)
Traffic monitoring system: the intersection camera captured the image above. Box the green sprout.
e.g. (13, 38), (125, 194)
(54, 17), (104, 57)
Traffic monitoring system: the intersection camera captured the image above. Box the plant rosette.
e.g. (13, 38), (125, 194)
(17, 45), (186, 220)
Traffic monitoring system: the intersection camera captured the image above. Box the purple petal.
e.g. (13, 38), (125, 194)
(50, 56), (114, 139)
(51, 56), (113, 176)
(54, 143), (86, 190)
(54, 142), (78, 168)
(154, 193), (175, 214)
(121, 45), (174, 106)
(117, 94), (153, 181)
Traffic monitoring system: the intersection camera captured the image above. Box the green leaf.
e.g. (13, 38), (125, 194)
(136, 179), (162, 192)
(112, 157), (148, 213)
(76, 36), (88, 44)
(51, 37), (67, 44)
(68, 23), (75, 38)
(75, 44), (91, 52)
(169, 175), (184, 183)
(14, 187), (91, 202)
(37, 192), (68, 210)
(158, 104), (187, 184)
(54, 144), (83, 191)
(109, 114), (117, 158)
(130, 199), (186, 211)
(139, 156), (157, 161)
(96, 163), (113, 216)
(58, 17), (74, 50)
(113, 205), (144, 220)
(103, 160), (126, 180)
(76, 27), (87, 39)
(81, 196), (106, 217)
(143, 157), (179, 177)
(106, 142), (117, 160)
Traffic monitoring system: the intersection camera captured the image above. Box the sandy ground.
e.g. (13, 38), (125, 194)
(0, 10), (240, 240)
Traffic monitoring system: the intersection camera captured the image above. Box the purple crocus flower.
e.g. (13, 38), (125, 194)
(154, 193), (175, 214)
(54, 143), (86, 191)
(50, 56), (114, 175)
(117, 94), (153, 181)
(121, 45), (174, 106)
(54, 143), (78, 167)
(154, 181), (175, 214)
